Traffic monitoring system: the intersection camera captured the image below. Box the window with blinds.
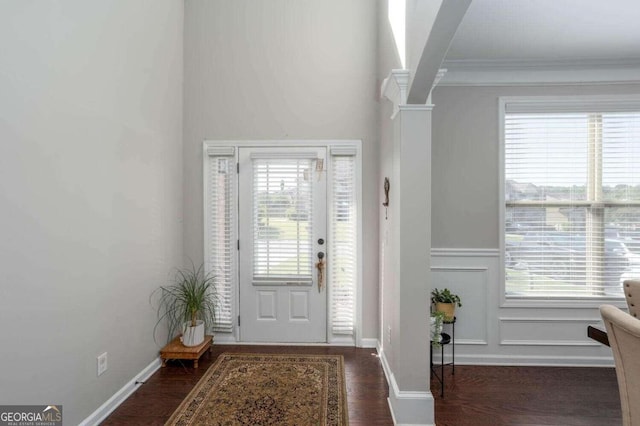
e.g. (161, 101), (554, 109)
(503, 98), (640, 298)
(252, 158), (314, 285)
(330, 153), (357, 335)
(204, 148), (236, 331)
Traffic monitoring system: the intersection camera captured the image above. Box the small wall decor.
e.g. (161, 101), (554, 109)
(382, 177), (390, 220)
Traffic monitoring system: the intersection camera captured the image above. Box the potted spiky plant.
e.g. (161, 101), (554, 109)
(153, 264), (219, 347)
(431, 288), (462, 322)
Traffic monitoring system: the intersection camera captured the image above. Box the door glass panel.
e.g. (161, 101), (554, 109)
(252, 158), (314, 285)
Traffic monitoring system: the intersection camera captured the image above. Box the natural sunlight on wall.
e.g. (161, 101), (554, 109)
(388, 0), (406, 68)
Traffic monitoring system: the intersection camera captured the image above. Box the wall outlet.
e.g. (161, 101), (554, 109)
(387, 325), (392, 344)
(97, 352), (108, 376)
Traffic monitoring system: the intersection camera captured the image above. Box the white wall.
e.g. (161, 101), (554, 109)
(0, 1), (184, 424)
(431, 83), (640, 365)
(183, 0), (380, 340)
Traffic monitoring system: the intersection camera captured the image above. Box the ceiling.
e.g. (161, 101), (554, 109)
(444, 0), (640, 64)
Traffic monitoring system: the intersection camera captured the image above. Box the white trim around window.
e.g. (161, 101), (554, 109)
(499, 96), (640, 308)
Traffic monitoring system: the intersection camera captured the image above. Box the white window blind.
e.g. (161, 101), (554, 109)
(330, 155), (356, 335)
(205, 152), (235, 331)
(504, 101), (640, 298)
(252, 158), (314, 285)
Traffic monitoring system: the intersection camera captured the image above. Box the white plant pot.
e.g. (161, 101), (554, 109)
(181, 320), (205, 347)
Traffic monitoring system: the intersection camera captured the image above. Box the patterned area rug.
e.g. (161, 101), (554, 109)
(166, 353), (349, 426)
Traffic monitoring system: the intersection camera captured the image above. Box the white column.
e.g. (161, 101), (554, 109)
(382, 71), (434, 425)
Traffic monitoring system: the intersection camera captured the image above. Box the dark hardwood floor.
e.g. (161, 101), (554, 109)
(102, 345), (393, 425)
(103, 345), (621, 425)
(433, 365), (621, 426)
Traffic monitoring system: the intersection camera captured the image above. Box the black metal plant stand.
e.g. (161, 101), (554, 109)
(430, 317), (456, 397)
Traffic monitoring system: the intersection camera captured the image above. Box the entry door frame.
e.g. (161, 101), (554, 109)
(238, 146), (328, 343)
(203, 140), (363, 346)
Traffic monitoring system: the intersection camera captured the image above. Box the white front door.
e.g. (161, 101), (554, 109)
(238, 147), (327, 342)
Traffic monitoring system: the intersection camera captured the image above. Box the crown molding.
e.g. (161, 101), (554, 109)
(438, 58), (640, 86)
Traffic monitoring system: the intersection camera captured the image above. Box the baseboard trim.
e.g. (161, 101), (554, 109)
(376, 340), (391, 383)
(359, 338), (378, 348)
(387, 379), (434, 426)
(387, 399), (436, 426)
(213, 334), (369, 347)
(211, 333), (237, 344)
(78, 357), (161, 426)
(377, 342), (434, 425)
(214, 334), (362, 347)
(215, 341), (356, 347)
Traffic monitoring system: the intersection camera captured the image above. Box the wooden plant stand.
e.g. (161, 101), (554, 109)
(160, 335), (213, 368)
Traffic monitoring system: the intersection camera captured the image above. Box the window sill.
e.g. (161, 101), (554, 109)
(501, 295), (626, 309)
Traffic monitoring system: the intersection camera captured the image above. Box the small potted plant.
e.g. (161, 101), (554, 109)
(153, 264), (219, 347)
(431, 288), (461, 322)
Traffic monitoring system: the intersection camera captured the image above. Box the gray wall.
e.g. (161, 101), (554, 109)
(183, 0), (380, 339)
(377, 0), (403, 374)
(0, 1), (184, 424)
(430, 83), (640, 367)
(432, 83), (640, 249)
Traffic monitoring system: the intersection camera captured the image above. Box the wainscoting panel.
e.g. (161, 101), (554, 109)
(500, 317), (603, 347)
(431, 266), (488, 345)
(431, 248), (614, 366)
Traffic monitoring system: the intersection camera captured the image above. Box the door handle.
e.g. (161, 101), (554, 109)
(316, 252), (325, 292)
